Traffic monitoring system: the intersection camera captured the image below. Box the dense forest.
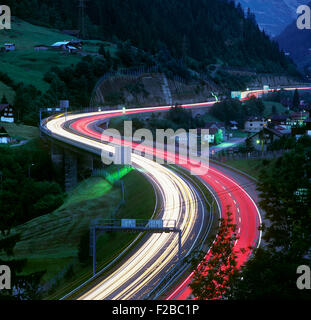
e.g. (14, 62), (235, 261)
(228, 136), (311, 300)
(1, 0), (302, 126)
(6, 0), (297, 75)
(0, 141), (64, 299)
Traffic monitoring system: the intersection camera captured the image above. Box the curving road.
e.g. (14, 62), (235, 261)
(45, 111), (207, 300)
(43, 86), (310, 300)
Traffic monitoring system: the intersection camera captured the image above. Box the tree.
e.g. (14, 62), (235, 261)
(78, 230), (91, 265)
(245, 136), (254, 153)
(228, 247), (311, 300)
(214, 129), (223, 145)
(190, 208), (241, 300)
(100, 46), (112, 64)
(1, 94), (8, 104)
(166, 105), (195, 130)
(229, 142), (311, 300)
(244, 97), (265, 116)
(210, 99), (245, 127)
(257, 148), (311, 253)
(4, 0), (297, 75)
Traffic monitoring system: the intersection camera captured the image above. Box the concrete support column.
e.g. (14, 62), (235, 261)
(79, 154), (94, 178)
(51, 143), (64, 176)
(64, 150), (78, 192)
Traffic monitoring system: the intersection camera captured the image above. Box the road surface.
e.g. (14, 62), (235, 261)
(42, 86), (310, 300)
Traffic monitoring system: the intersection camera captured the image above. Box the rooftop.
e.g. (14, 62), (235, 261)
(51, 41), (71, 47)
(270, 114), (289, 121)
(246, 116), (266, 121)
(204, 122), (225, 129)
(0, 104), (10, 112)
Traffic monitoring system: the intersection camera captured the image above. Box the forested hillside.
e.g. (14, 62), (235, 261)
(6, 0), (296, 74)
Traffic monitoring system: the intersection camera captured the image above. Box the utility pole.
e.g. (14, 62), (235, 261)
(78, 0), (89, 40)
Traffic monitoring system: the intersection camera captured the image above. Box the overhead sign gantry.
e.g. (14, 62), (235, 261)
(90, 219), (181, 276)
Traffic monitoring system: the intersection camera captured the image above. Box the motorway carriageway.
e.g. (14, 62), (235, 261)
(45, 86), (310, 300)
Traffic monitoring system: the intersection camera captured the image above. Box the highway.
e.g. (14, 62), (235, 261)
(45, 111), (208, 300)
(42, 86), (310, 300)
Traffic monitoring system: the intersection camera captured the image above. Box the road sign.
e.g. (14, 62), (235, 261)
(90, 218), (181, 276)
(148, 219), (163, 229)
(121, 219), (136, 228)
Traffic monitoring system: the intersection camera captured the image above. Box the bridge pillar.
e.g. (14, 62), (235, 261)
(64, 150), (78, 191)
(78, 154), (94, 179)
(51, 143), (64, 176)
(49, 140), (96, 191)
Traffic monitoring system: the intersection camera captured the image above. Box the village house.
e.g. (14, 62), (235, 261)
(291, 118), (311, 140)
(0, 104), (14, 123)
(229, 120), (238, 130)
(244, 117), (267, 133)
(50, 40), (83, 53)
(289, 111), (309, 126)
(4, 43), (16, 51)
(249, 127), (289, 152)
(1, 43), (15, 52)
(0, 126), (11, 144)
(268, 114), (289, 127)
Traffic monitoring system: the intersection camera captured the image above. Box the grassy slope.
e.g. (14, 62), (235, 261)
(0, 19), (82, 96)
(0, 82), (15, 104)
(263, 101), (287, 116)
(0, 122), (39, 140)
(0, 19), (116, 101)
(10, 177), (120, 268)
(221, 159), (264, 180)
(5, 168), (155, 295)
